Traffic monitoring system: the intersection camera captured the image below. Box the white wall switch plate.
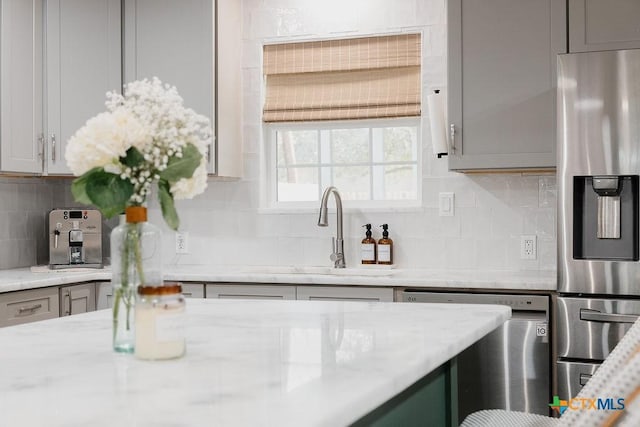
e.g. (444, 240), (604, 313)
(176, 232), (189, 254)
(439, 192), (455, 216)
(520, 235), (537, 260)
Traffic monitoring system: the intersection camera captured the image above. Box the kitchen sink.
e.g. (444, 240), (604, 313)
(243, 265), (395, 277)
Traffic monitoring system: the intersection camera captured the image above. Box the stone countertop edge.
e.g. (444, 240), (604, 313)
(0, 299), (511, 426)
(0, 265), (557, 294)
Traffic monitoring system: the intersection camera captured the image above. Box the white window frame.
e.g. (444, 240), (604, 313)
(263, 117), (422, 211)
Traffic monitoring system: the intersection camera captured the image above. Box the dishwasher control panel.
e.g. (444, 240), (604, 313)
(401, 291), (549, 312)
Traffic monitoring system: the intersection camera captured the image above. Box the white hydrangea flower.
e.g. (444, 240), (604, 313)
(68, 77), (210, 206)
(170, 159), (208, 200)
(65, 110), (149, 176)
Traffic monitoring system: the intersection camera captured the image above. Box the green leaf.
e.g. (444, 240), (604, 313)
(70, 169), (99, 206)
(85, 171), (134, 218)
(121, 147), (145, 168)
(159, 144), (202, 183)
(158, 180), (179, 230)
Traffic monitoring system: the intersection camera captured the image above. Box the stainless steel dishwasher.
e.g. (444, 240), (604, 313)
(401, 291), (550, 422)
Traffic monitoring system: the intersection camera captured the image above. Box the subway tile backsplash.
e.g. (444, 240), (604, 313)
(0, 0), (557, 273)
(0, 178), (60, 269)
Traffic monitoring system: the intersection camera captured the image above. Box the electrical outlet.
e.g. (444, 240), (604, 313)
(176, 232), (189, 254)
(520, 235), (537, 260)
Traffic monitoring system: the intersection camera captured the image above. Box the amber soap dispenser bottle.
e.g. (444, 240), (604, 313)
(361, 224), (377, 264)
(378, 224), (393, 265)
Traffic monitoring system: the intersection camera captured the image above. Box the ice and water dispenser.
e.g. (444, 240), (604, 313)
(573, 176), (639, 260)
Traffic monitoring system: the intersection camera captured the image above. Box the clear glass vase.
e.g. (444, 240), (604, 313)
(110, 206), (162, 353)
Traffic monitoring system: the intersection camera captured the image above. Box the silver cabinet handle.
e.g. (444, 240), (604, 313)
(579, 373), (592, 386)
(580, 308), (638, 324)
(449, 124), (456, 153)
(38, 134), (45, 159)
(51, 134), (57, 162)
(65, 290), (72, 316)
(18, 304), (42, 314)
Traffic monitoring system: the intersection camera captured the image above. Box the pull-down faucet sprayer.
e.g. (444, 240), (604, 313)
(317, 186), (346, 268)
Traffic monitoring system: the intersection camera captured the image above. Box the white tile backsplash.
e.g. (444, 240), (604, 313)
(0, 0), (558, 274)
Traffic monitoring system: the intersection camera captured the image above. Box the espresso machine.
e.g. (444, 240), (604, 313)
(49, 209), (103, 269)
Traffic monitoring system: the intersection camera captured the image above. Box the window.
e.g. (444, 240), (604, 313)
(268, 119), (420, 207)
(262, 33), (422, 209)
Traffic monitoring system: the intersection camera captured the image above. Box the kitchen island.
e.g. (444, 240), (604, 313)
(0, 299), (510, 426)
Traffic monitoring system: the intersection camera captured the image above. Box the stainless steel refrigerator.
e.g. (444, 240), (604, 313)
(557, 49), (640, 401)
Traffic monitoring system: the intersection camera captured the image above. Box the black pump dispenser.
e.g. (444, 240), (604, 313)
(380, 224), (389, 239)
(361, 224), (377, 264)
(377, 224), (393, 265)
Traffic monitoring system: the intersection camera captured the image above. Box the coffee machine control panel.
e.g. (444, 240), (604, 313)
(49, 209), (103, 269)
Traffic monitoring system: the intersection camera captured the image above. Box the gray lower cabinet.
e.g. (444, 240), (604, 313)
(0, 287), (59, 327)
(205, 284), (296, 300)
(0, 0), (43, 173)
(180, 283), (205, 299)
(59, 283), (97, 316)
(97, 282), (205, 310)
(447, 0), (566, 171)
(96, 281), (114, 310)
(296, 286), (394, 302)
(204, 284), (393, 302)
(45, 0), (121, 175)
(569, 0), (640, 52)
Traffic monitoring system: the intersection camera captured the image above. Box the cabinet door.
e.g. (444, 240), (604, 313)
(0, 0), (43, 173)
(0, 287), (59, 327)
(215, 0), (242, 178)
(205, 284), (296, 300)
(45, 0), (121, 175)
(123, 0), (215, 172)
(296, 286), (394, 302)
(60, 283), (97, 316)
(96, 281), (113, 310)
(569, 0), (640, 52)
(447, 0), (566, 171)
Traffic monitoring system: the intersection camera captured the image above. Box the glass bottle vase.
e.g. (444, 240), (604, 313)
(110, 206), (162, 353)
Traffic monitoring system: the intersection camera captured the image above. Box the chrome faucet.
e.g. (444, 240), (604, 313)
(317, 186), (346, 268)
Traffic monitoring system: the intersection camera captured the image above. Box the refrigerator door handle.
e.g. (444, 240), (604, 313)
(579, 373), (592, 386)
(580, 308), (638, 324)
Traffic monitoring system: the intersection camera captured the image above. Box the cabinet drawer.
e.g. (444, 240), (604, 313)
(0, 287), (60, 327)
(296, 286), (394, 302)
(557, 296), (640, 360)
(97, 282), (205, 310)
(205, 284), (296, 300)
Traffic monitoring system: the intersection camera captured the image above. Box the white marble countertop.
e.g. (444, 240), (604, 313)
(0, 298), (510, 426)
(0, 264), (556, 294)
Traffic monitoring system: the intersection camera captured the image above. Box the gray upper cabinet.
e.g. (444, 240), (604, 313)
(447, 0), (566, 171)
(0, 0), (43, 174)
(45, 0), (122, 175)
(123, 0), (214, 136)
(123, 0), (241, 178)
(569, 0), (640, 52)
(123, 0), (216, 173)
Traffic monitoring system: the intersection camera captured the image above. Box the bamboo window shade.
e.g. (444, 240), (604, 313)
(262, 33), (421, 122)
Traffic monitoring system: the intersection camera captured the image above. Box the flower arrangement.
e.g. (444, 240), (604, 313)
(66, 78), (211, 352)
(66, 77), (211, 229)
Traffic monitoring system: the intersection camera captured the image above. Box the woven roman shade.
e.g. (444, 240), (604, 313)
(263, 33), (421, 122)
